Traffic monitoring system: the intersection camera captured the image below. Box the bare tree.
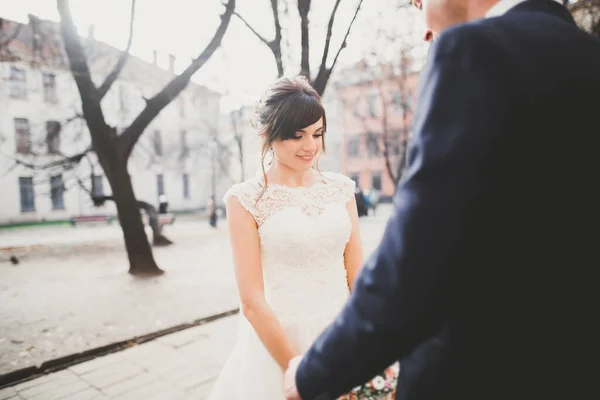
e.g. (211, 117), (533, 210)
(196, 115), (237, 186)
(229, 109), (246, 181)
(233, 0), (364, 96)
(339, 63), (415, 187)
(9, 118), (175, 248)
(53, 0), (236, 275)
(373, 1), (424, 186)
(1, 14), (174, 248)
(339, 1), (422, 187)
(382, 49), (414, 185)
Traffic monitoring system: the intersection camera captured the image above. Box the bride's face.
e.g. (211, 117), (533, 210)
(272, 117), (324, 172)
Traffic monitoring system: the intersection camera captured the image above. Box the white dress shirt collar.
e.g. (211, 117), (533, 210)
(486, 0), (562, 18)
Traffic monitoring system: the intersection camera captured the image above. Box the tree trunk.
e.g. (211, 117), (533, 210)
(108, 162), (163, 275)
(298, 0), (311, 80)
(237, 135), (244, 182)
(395, 137), (409, 185)
(138, 200), (173, 247)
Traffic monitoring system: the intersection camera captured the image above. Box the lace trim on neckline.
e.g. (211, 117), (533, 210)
(255, 171), (330, 191)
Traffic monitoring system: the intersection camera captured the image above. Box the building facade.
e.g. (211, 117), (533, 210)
(335, 61), (421, 200)
(0, 16), (224, 224)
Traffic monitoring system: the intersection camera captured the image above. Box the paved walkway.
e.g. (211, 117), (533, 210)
(0, 316), (238, 400)
(0, 223), (237, 376)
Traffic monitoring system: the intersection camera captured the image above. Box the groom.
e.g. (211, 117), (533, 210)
(284, 0), (599, 399)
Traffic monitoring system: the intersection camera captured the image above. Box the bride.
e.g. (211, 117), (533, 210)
(208, 76), (395, 399)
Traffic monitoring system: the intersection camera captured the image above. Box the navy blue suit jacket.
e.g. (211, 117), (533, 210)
(296, 1), (600, 399)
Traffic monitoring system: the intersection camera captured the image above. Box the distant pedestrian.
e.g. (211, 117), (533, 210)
(369, 188), (380, 216)
(355, 187), (368, 217)
(158, 194), (169, 214)
(208, 196), (218, 228)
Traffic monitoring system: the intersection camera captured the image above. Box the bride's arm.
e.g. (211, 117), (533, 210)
(344, 196), (364, 291)
(226, 196), (299, 370)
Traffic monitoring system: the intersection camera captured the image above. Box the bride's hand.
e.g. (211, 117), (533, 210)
(284, 355), (303, 400)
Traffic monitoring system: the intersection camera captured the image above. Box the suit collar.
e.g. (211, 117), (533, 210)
(508, 0), (576, 25)
(486, 0), (535, 18)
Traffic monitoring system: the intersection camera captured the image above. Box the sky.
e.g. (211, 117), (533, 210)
(1, 0), (425, 111)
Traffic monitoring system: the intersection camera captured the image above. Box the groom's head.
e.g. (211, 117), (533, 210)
(413, 0), (501, 38)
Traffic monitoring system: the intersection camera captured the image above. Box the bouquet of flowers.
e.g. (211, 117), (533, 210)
(338, 362), (399, 400)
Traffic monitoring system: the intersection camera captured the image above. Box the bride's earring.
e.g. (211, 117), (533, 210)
(268, 148), (274, 165)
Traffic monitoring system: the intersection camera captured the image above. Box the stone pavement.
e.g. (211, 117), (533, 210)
(0, 222), (238, 377)
(0, 315), (238, 400)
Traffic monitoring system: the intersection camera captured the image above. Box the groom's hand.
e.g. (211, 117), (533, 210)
(284, 355), (303, 400)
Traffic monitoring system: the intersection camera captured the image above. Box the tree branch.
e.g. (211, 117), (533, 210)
(377, 80), (397, 184)
(57, 0), (109, 133)
(97, 0), (136, 99)
(312, 0), (364, 95)
(298, 0), (311, 79)
(230, 111), (245, 180)
(15, 146), (92, 170)
(232, 0), (283, 77)
(317, 0), (342, 77)
(64, 112), (84, 125)
(270, 0), (284, 77)
(138, 200), (173, 246)
(84, 190), (172, 246)
(313, 0), (342, 92)
(118, 0), (236, 160)
(232, 8), (270, 45)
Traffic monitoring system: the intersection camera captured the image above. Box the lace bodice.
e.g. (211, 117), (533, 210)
(223, 171), (356, 326)
(223, 171), (355, 227)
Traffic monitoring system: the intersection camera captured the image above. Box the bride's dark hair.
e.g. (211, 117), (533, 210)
(253, 76), (327, 202)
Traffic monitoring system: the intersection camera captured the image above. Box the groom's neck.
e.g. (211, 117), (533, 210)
(466, 0), (501, 20)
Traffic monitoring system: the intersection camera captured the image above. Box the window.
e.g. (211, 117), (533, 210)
(365, 132), (381, 157)
(42, 72), (57, 103)
(50, 174), (65, 210)
(385, 130), (402, 156)
(15, 118), (31, 154)
(153, 130), (163, 156)
(367, 93), (378, 117)
(371, 172), (382, 191)
(92, 175), (104, 197)
(180, 130), (188, 158)
(183, 173), (190, 199)
(346, 137), (360, 158)
(391, 91), (402, 112)
(156, 174), (165, 197)
(46, 121), (61, 154)
(351, 99), (361, 118)
(10, 67), (27, 99)
(19, 177), (35, 212)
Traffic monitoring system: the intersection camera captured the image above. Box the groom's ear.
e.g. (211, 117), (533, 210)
(424, 29), (434, 42)
(412, 0), (423, 10)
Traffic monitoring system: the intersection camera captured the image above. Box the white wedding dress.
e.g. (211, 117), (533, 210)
(207, 171), (356, 400)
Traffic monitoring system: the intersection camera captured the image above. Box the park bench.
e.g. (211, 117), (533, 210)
(69, 215), (113, 226)
(141, 213), (176, 228)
